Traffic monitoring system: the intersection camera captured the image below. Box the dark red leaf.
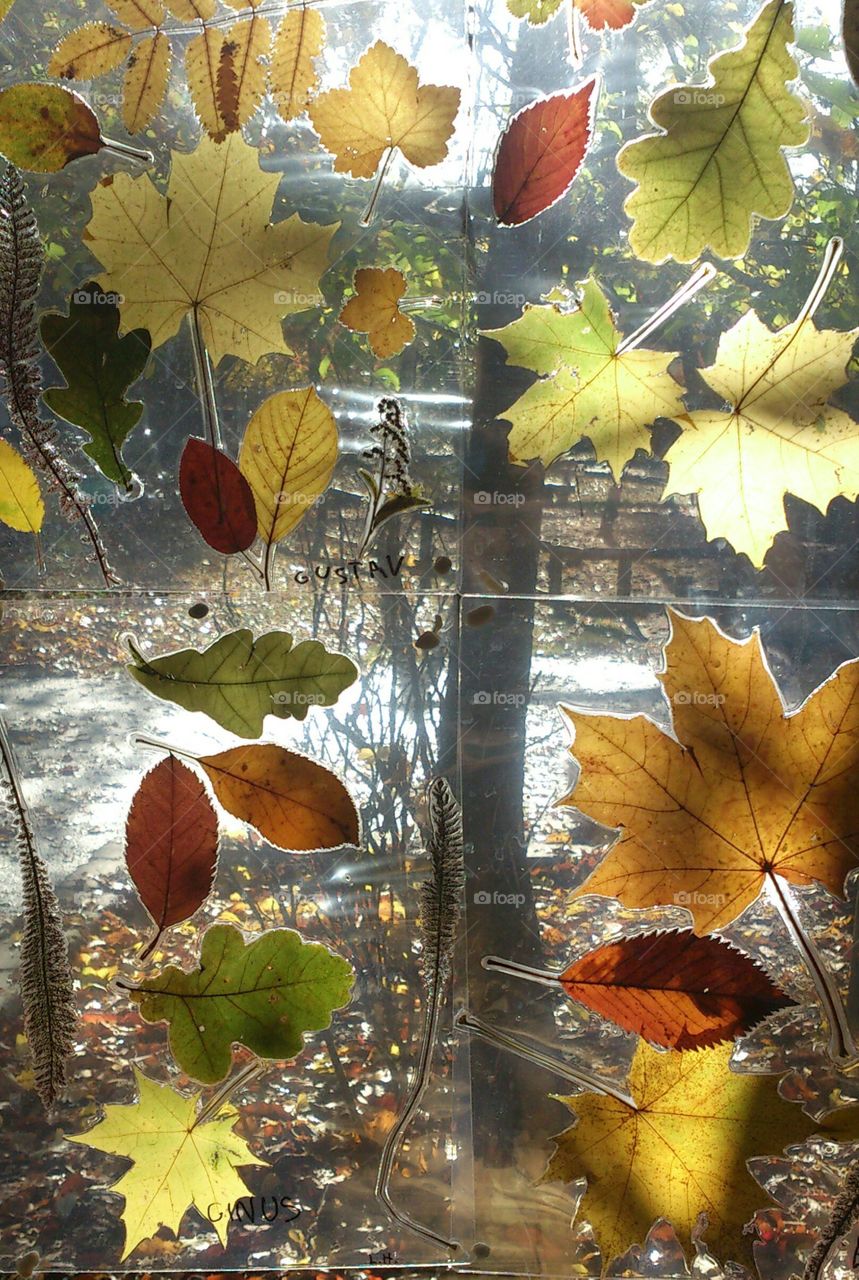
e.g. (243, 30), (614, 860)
(492, 77), (598, 226)
(559, 928), (793, 1049)
(179, 436), (257, 554)
(125, 756), (219, 958)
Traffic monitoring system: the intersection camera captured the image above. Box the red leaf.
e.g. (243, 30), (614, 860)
(559, 928), (793, 1049)
(179, 437), (257, 554)
(125, 756), (219, 958)
(492, 77), (597, 227)
(577, 0), (641, 31)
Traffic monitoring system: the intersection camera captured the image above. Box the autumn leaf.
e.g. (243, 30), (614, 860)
(309, 41), (460, 179)
(122, 32), (171, 133)
(555, 928), (792, 1048)
(50, 14), (170, 131)
(0, 440), (43, 535)
(339, 267), (415, 358)
(126, 628), (359, 737)
(40, 284), (151, 492)
(493, 80), (597, 226)
(0, 84), (104, 172)
(125, 757), (219, 959)
(68, 1068), (266, 1257)
(662, 303), (859, 567)
(178, 438), (258, 555)
(49, 22), (132, 79)
(482, 277), (684, 479)
(560, 610), (859, 936)
(238, 386), (339, 589)
(542, 1039), (859, 1271)
(123, 922), (355, 1082)
(84, 133), (338, 365)
(196, 743), (361, 852)
(270, 6), (325, 121)
(616, 0), (809, 262)
(507, 0), (651, 30)
(219, 12), (271, 130)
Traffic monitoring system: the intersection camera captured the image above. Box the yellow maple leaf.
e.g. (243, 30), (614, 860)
(663, 307), (859, 567)
(560, 610), (859, 936)
(309, 40), (460, 178)
(338, 267), (415, 358)
(68, 1068), (267, 1259)
(84, 133), (338, 365)
(543, 1039), (859, 1272)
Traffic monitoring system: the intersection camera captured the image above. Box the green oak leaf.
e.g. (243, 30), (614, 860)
(124, 923), (355, 1083)
(40, 282), (151, 490)
(126, 628), (359, 737)
(616, 0), (809, 263)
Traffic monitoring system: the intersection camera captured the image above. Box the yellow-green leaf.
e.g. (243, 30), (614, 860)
(616, 0), (809, 262)
(68, 1068), (266, 1259)
(48, 22), (132, 80)
(0, 439), (43, 534)
(0, 84), (103, 172)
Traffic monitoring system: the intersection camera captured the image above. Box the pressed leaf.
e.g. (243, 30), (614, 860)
(222, 14), (271, 128)
(68, 1068), (266, 1258)
(309, 40), (460, 178)
(186, 28), (231, 141)
(122, 32), (171, 133)
(339, 267), (415, 358)
(238, 387), (338, 577)
(558, 928), (792, 1049)
(48, 22), (132, 80)
(127, 628), (359, 737)
(165, 0), (216, 18)
(40, 283), (151, 491)
(482, 277), (683, 479)
(105, 0), (165, 28)
(125, 922), (355, 1082)
(663, 306), (859, 567)
(0, 439), (43, 534)
(198, 743), (360, 852)
(270, 6), (326, 121)
(0, 84), (102, 173)
(616, 0), (809, 262)
(543, 1040), (859, 1271)
(560, 610), (859, 935)
(85, 133), (337, 366)
(493, 79), (597, 226)
(507, 0), (651, 27)
(178, 437), (258, 555)
(124, 757), (219, 957)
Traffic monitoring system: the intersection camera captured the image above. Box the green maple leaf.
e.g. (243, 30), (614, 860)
(616, 0), (809, 263)
(127, 628), (359, 738)
(124, 923), (355, 1083)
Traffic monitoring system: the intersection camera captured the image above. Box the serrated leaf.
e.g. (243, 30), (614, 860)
(0, 440), (43, 534)
(482, 277), (683, 480)
(223, 13), (271, 128)
(543, 1040), (859, 1271)
(663, 305), (859, 566)
(493, 80), (597, 226)
(105, 0), (164, 28)
(127, 628), (359, 737)
(122, 32), (171, 133)
(338, 267), (415, 358)
(48, 22), (132, 79)
(186, 28), (232, 140)
(125, 922), (355, 1082)
(616, 0), (809, 262)
(309, 40), (460, 178)
(125, 757), (219, 957)
(40, 283), (151, 490)
(196, 743), (360, 852)
(178, 438), (258, 554)
(68, 1068), (266, 1257)
(560, 610), (859, 934)
(0, 84), (103, 172)
(558, 928), (792, 1049)
(165, 0), (216, 18)
(270, 6), (326, 121)
(507, 0), (651, 28)
(84, 133), (338, 365)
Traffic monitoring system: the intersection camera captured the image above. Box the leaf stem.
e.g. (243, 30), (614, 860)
(194, 1059), (265, 1128)
(766, 872), (858, 1064)
(133, 735), (199, 765)
(454, 1009), (635, 1107)
(616, 261), (717, 356)
(360, 148), (395, 228)
(482, 954), (561, 988)
(189, 305), (222, 451)
(795, 235), (843, 329)
(98, 135), (154, 165)
(566, 0), (584, 68)
(138, 926), (164, 963)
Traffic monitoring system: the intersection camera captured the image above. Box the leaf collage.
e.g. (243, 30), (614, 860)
(0, 0), (857, 1271)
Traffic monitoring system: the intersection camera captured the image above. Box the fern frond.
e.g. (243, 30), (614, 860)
(0, 163), (118, 586)
(802, 1159), (859, 1280)
(0, 717), (76, 1108)
(420, 775), (465, 1000)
